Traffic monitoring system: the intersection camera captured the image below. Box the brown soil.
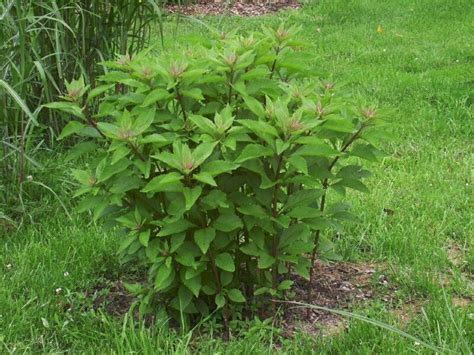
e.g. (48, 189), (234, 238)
(282, 261), (398, 336)
(85, 260), (402, 337)
(165, 0), (300, 17)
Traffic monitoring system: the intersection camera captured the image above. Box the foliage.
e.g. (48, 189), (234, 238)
(48, 24), (385, 325)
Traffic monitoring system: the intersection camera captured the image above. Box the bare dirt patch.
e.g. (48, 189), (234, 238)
(282, 261), (398, 336)
(81, 260), (401, 338)
(165, 0), (300, 17)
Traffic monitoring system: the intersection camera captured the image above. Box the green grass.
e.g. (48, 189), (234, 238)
(1, 0), (473, 353)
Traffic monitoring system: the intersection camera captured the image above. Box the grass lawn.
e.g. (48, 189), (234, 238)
(1, 0), (472, 353)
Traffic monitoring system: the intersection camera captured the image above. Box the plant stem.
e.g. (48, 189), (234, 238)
(306, 124), (367, 312)
(175, 83), (188, 122)
(269, 46), (281, 79)
(271, 154), (284, 313)
(210, 251), (229, 339)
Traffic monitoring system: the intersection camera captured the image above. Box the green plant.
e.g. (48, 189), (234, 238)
(48, 24), (385, 328)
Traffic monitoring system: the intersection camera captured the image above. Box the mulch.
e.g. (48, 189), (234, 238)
(165, 0), (301, 17)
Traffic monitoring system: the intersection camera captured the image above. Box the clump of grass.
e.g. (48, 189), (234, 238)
(0, 0), (166, 224)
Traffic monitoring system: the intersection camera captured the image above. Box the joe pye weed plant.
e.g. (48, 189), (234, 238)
(47, 24), (386, 331)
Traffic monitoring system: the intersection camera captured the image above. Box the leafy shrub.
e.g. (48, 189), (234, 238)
(48, 25), (385, 326)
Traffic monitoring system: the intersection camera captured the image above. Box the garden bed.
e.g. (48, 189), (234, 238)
(165, 0), (300, 17)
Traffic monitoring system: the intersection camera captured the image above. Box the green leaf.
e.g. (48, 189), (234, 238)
(133, 107), (155, 134)
(152, 151), (183, 171)
(194, 227), (216, 254)
(142, 172), (183, 193)
(243, 95), (265, 117)
(71, 169), (93, 185)
(170, 233), (186, 253)
(295, 144), (339, 157)
(323, 115), (356, 133)
(350, 143), (379, 162)
(59, 121), (85, 140)
(213, 213), (243, 232)
(294, 258), (310, 280)
(192, 142), (217, 167)
(87, 84), (115, 101)
(189, 114), (216, 135)
(44, 101), (84, 119)
(155, 264), (173, 290)
(201, 160), (239, 176)
(139, 230), (150, 247)
(287, 206), (322, 219)
(97, 158), (131, 182)
(142, 88), (170, 107)
(334, 178), (370, 193)
(284, 189), (324, 211)
(193, 172), (217, 186)
(238, 119), (279, 138)
(237, 204), (268, 219)
(177, 286), (193, 310)
(157, 219), (195, 237)
(215, 253), (235, 272)
(227, 289), (246, 303)
(215, 293), (226, 308)
(257, 254), (275, 269)
(140, 133), (169, 145)
(183, 186), (202, 210)
(278, 280), (293, 291)
(182, 88), (204, 101)
(96, 122), (121, 138)
(183, 275), (201, 298)
(235, 144), (273, 163)
(287, 155), (308, 175)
